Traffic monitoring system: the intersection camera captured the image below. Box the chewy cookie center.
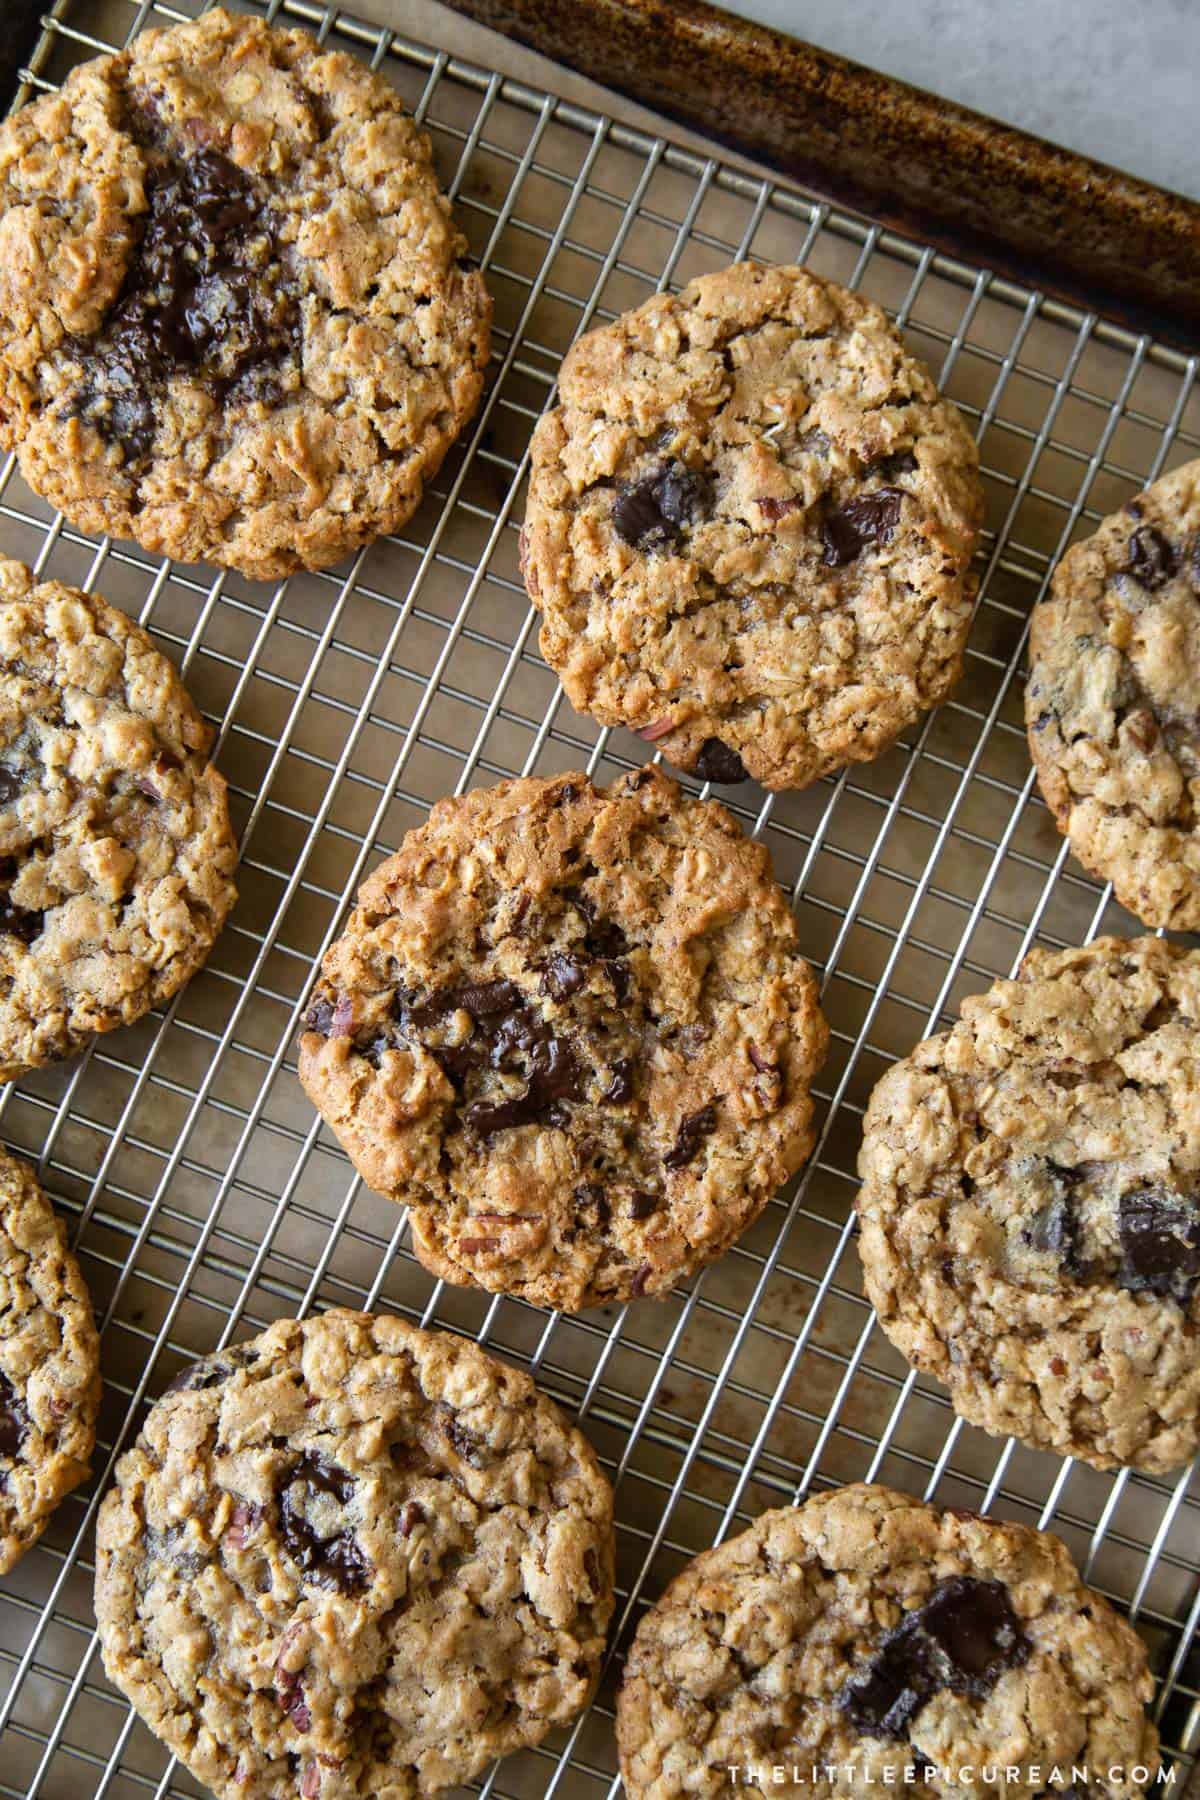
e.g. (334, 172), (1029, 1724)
(68, 93), (300, 465)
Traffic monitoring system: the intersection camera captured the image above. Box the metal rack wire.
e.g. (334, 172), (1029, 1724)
(1, 0), (1199, 1795)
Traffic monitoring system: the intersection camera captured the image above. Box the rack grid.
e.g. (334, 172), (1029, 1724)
(2, 2), (1200, 1796)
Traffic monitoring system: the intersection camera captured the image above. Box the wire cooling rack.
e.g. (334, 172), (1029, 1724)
(2, 1), (1200, 1795)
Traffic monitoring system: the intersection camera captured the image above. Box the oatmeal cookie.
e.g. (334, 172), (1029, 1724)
(0, 1145), (99, 1571)
(1027, 458), (1200, 928)
(858, 936), (1200, 1472)
(0, 556), (237, 1081)
(0, 7), (491, 579)
(521, 261), (983, 790)
(95, 1309), (615, 1800)
(617, 1484), (1158, 1800)
(298, 767), (826, 1311)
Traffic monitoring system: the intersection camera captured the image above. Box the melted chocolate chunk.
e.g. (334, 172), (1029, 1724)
(302, 997), (335, 1036)
(575, 1182), (611, 1227)
(279, 1451), (369, 1594)
(1021, 1163), (1085, 1277)
(607, 1057), (635, 1104)
(871, 450), (918, 481)
(0, 1373), (29, 1459)
(694, 738), (749, 784)
(165, 1343), (259, 1394)
(612, 462), (712, 549)
(822, 488), (905, 567)
(663, 1102), (719, 1170)
(542, 953), (588, 1000)
(1126, 527), (1177, 590)
(1118, 1188), (1200, 1303)
(70, 109), (298, 464)
(841, 1576), (1029, 1738)
(0, 896), (44, 945)
(629, 1191), (658, 1220)
(464, 1034), (583, 1139)
(0, 768), (21, 807)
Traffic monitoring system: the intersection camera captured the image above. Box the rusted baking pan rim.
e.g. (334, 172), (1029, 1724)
(442, 0), (1200, 352)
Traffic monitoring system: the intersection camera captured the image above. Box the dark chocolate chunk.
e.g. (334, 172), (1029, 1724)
(165, 1343), (259, 1394)
(1126, 526), (1177, 590)
(0, 768), (21, 807)
(69, 118), (299, 465)
(694, 738), (748, 784)
(822, 488), (905, 567)
(302, 996), (335, 1036)
(0, 1373), (29, 1459)
(575, 1182), (611, 1227)
(1021, 1162), (1085, 1278)
(613, 462), (712, 549)
(872, 450), (918, 481)
(1117, 1187), (1200, 1303)
(840, 1576), (1028, 1738)
(464, 1034), (584, 1139)
(629, 1191), (658, 1220)
(663, 1102), (719, 1170)
(279, 1451), (370, 1594)
(607, 1057), (635, 1104)
(0, 897), (44, 945)
(541, 953), (588, 1000)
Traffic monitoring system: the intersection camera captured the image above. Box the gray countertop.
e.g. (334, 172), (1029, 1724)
(720, 0), (1198, 201)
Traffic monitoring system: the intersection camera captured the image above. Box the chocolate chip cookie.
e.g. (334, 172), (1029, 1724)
(1027, 458), (1200, 928)
(0, 556), (237, 1081)
(95, 1309), (614, 1800)
(0, 7), (491, 580)
(858, 935), (1200, 1473)
(0, 1145), (100, 1571)
(617, 1484), (1158, 1800)
(298, 767), (826, 1312)
(521, 261), (983, 790)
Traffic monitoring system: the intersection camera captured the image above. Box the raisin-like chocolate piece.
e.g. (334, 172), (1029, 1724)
(1118, 1188), (1200, 1303)
(613, 462), (711, 549)
(840, 1576), (1028, 1737)
(0, 1373), (29, 1459)
(822, 488), (905, 566)
(1126, 526), (1177, 590)
(694, 738), (748, 784)
(664, 1102), (719, 1170)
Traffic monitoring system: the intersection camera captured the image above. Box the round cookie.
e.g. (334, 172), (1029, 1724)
(857, 936), (1200, 1473)
(1026, 458), (1200, 929)
(521, 261), (983, 791)
(0, 556), (238, 1081)
(616, 1484), (1159, 1800)
(298, 767), (827, 1312)
(95, 1309), (614, 1800)
(0, 7), (491, 580)
(0, 1146), (99, 1571)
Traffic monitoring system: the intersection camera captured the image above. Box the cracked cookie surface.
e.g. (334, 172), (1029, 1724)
(0, 1145), (99, 1572)
(0, 557), (237, 1080)
(298, 767), (827, 1312)
(521, 262), (983, 791)
(0, 7), (491, 579)
(95, 1309), (615, 1800)
(616, 1484), (1158, 1800)
(1026, 458), (1200, 928)
(858, 936), (1200, 1472)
